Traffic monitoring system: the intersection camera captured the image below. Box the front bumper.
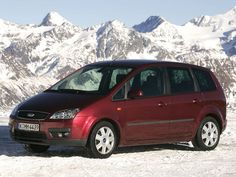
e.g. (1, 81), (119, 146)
(9, 118), (88, 146)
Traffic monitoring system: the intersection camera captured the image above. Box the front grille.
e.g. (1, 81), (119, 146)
(14, 129), (47, 142)
(17, 110), (49, 120)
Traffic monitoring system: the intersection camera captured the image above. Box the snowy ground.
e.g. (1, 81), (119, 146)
(0, 112), (235, 177)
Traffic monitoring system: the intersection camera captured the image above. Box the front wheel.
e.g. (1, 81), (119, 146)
(25, 144), (49, 153)
(87, 121), (117, 158)
(192, 117), (220, 150)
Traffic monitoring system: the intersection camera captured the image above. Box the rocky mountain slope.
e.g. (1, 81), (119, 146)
(0, 8), (236, 112)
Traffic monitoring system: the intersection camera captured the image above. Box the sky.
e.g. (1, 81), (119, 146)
(0, 0), (235, 27)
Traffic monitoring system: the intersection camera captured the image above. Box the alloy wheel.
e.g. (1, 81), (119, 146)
(201, 121), (219, 147)
(95, 126), (115, 155)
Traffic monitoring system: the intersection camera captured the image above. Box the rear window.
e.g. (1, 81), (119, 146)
(167, 67), (195, 94)
(192, 68), (216, 92)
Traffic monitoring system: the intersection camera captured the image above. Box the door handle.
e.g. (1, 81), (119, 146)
(192, 99), (198, 104)
(157, 102), (166, 107)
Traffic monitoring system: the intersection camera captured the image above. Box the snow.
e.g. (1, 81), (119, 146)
(1, 7), (236, 110)
(177, 22), (236, 51)
(0, 10), (236, 177)
(0, 63), (14, 81)
(127, 51), (157, 59)
(133, 16), (165, 33)
(40, 12), (71, 26)
(0, 111), (235, 177)
(190, 6), (236, 30)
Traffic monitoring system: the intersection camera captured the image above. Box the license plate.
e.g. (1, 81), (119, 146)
(18, 123), (40, 132)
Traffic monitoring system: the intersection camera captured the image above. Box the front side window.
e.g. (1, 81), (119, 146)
(167, 67), (194, 94)
(138, 68), (164, 96)
(113, 67), (164, 100)
(109, 68), (133, 89)
(49, 65), (133, 95)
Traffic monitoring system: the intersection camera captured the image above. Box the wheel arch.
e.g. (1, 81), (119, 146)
(204, 113), (223, 134)
(86, 118), (121, 146)
(194, 105), (225, 136)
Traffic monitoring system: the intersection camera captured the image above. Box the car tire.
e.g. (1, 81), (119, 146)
(192, 117), (220, 150)
(25, 144), (49, 153)
(87, 121), (117, 158)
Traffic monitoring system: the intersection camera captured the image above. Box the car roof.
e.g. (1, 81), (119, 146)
(88, 59), (209, 70)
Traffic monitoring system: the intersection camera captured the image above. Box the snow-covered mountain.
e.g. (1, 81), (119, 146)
(133, 16), (165, 33)
(189, 6), (236, 30)
(1, 7), (236, 112)
(40, 12), (71, 26)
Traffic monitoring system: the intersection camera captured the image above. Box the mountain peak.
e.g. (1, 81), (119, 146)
(133, 16), (166, 33)
(189, 6), (236, 29)
(96, 20), (126, 36)
(223, 5), (236, 17)
(99, 20), (126, 29)
(229, 5), (236, 12)
(110, 19), (124, 25)
(40, 12), (70, 26)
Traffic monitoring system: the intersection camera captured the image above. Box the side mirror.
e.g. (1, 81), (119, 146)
(128, 89), (143, 99)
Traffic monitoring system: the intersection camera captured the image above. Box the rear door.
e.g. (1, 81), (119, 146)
(166, 67), (204, 139)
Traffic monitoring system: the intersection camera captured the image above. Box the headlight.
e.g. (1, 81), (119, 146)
(50, 108), (80, 120)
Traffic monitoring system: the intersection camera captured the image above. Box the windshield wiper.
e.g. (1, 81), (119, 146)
(45, 89), (100, 95)
(45, 89), (81, 94)
(58, 89), (82, 94)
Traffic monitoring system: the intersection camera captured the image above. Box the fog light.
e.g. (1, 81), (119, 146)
(49, 128), (71, 138)
(58, 133), (63, 138)
(64, 132), (70, 136)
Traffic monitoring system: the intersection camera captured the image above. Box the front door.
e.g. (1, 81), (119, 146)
(124, 96), (171, 141)
(122, 67), (172, 141)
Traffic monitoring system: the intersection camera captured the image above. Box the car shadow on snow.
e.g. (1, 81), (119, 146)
(0, 125), (195, 158)
(115, 143), (195, 155)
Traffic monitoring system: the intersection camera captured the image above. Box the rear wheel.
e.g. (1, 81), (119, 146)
(25, 144), (49, 153)
(192, 117), (220, 150)
(87, 121), (117, 158)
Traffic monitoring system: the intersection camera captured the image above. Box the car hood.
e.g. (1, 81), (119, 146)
(18, 91), (103, 114)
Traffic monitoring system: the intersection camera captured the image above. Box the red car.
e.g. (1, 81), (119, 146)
(9, 60), (227, 158)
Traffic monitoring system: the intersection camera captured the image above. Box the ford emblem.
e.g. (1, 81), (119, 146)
(27, 113), (35, 118)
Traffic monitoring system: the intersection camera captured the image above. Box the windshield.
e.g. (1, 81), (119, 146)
(48, 65), (133, 95)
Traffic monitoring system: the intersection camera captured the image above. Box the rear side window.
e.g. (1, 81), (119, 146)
(167, 67), (194, 94)
(193, 68), (216, 92)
